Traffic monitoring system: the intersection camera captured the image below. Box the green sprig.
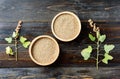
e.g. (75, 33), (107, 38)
(4, 21), (30, 61)
(81, 19), (115, 70)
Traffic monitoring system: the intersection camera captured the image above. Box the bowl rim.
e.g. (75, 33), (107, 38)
(51, 11), (81, 42)
(29, 35), (60, 66)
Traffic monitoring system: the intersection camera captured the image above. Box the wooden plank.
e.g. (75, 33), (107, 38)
(0, 67), (120, 79)
(0, 43), (119, 67)
(0, 22), (120, 44)
(0, 0), (120, 22)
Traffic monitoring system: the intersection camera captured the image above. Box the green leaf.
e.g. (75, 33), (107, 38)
(20, 36), (27, 43)
(22, 41), (30, 48)
(81, 46), (93, 60)
(20, 36), (31, 48)
(5, 46), (14, 55)
(12, 32), (19, 38)
(102, 53), (113, 64)
(5, 37), (12, 43)
(104, 44), (115, 53)
(99, 34), (106, 42)
(12, 32), (16, 38)
(89, 34), (95, 41)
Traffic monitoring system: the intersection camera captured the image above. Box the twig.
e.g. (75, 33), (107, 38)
(90, 57), (97, 60)
(15, 38), (18, 61)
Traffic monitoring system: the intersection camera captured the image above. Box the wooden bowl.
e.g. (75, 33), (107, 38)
(51, 11), (81, 42)
(29, 35), (59, 66)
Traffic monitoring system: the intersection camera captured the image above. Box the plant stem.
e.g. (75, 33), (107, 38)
(15, 38), (18, 61)
(90, 57), (97, 60)
(96, 39), (100, 70)
(98, 59), (102, 64)
(98, 54), (104, 56)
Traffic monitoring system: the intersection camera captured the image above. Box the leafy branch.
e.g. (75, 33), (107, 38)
(4, 21), (30, 61)
(81, 19), (115, 70)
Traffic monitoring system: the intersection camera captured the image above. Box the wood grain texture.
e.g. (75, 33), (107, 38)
(0, 22), (120, 67)
(0, 0), (119, 22)
(0, 0), (120, 78)
(0, 67), (120, 79)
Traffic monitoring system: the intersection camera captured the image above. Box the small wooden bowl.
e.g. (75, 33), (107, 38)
(51, 11), (81, 42)
(29, 35), (59, 66)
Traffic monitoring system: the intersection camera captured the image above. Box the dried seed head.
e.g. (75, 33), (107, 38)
(88, 19), (93, 27)
(88, 19), (100, 33)
(96, 27), (100, 32)
(15, 20), (23, 34)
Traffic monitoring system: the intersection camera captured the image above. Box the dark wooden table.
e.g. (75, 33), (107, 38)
(0, 0), (120, 79)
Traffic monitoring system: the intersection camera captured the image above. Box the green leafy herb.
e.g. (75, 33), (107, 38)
(89, 34), (95, 41)
(81, 46), (92, 60)
(20, 36), (30, 48)
(81, 19), (115, 70)
(4, 21), (30, 61)
(104, 44), (115, 53)
(102, 53), (113, 64)
(22, 41), (31, 48)
(5, 37), (12, 43)
(20, 36), (27, 43)
(12, 31), (19, 38)
(99, 35), (106, 42)
(6, 46), (14, 55)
